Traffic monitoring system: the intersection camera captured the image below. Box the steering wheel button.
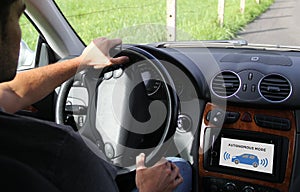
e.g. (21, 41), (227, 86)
(103, 71), (113, 80)
(113, 68), (124, 78)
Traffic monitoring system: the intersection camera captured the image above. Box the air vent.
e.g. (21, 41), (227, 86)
(211, 71), (240, 97)
(259, 74), (292, 102)
(254, 114), (290, 130)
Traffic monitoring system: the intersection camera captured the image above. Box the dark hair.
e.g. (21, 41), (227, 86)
(0, 0), (18, 39)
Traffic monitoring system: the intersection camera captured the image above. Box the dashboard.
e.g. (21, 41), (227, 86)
(65, 42), (300, 192)
(134, 42), (300, 192)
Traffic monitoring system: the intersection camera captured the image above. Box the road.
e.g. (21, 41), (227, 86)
(236, 0), (300, 46)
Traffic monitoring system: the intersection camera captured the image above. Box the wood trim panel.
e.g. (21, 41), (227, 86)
(199, 103), (296, 192)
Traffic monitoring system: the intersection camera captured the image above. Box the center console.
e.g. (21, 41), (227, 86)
(199, 103), (296, 192)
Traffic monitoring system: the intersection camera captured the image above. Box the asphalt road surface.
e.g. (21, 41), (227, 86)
(236, 0), (300, 46)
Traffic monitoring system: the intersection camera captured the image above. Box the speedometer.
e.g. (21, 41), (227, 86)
(137, 63), (162, 96)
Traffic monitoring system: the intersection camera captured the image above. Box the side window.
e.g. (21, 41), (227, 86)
(18, 15), (39, 71)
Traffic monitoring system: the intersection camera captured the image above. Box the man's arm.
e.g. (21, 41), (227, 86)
(0, 38), (128, 113)
(0, 57), (83, 113)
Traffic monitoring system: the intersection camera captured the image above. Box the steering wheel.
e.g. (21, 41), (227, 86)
(55, 46), (178, 173)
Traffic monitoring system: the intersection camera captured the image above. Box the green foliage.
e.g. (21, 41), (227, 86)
(20, 16), (39, 50)
(21, 0), (274, 48)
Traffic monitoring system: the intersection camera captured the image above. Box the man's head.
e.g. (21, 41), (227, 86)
(0, 0), (25, 82)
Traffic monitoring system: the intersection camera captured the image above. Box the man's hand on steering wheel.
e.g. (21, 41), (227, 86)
(79, 37), (129, 70)
(135, 153), (183, 192)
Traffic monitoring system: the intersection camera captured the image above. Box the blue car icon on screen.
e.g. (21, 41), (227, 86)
(232, 154), (259, 168)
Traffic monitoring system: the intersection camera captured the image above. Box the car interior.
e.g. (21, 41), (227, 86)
(11, 0), (300, 191)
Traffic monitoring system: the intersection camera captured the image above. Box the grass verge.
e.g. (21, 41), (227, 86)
(21, 0), (274, 49)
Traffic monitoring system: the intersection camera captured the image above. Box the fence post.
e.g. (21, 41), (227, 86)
(218, 0), (225, 27)
(240, 0), (246, 14)
(167, 0), (177, 41)
(256, 0), (260, 4)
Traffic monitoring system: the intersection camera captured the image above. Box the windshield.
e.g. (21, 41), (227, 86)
(53, 0), (292, 46)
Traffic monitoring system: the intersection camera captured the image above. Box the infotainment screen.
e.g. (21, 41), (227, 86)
(203, 128), (288, 182)
(219, 138), (275, 174)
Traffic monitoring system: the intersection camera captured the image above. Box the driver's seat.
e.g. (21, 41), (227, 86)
(0, 155), (61, 192)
